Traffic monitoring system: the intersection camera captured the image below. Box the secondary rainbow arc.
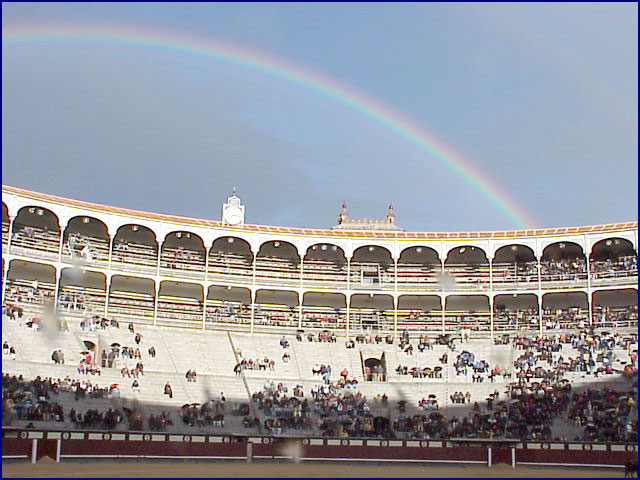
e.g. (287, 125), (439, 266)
(2, 23), (538, 229)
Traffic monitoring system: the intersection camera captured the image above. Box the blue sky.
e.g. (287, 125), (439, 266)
(2, 2), (637, 231)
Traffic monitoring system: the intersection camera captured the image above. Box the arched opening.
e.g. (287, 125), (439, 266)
(111, 224), (158, 275)
(209, 236), (253, 284)
(590, 238), (637, 285)
(11, 206), (61, 260)
(303, 243), (348, 287)
(350, 294), (394, 333)
(493, 294), (539, 332)
(444, 246), (490, 292)
(444, 295), (490, 333)
(108, 275), (156, 326)
(58, 268), (106, 317)
(5, 260), (56, 317)
(492, 244), (538, 290)
(256, 241), (300, 287)
(397, 246), (441, 292)
(255, 289), (299, 328)
(160, 231), (206, 280)
(542, 292), (588, 330)
(397, 295), (442, 333)
(541, 242), (587, 286)
(350, 245), (394, 290)
(302, 292), (347, 331)
(2, 203), (10, 251)
(206, 285), (252, 327)
(592, 289), (637, 329)
(62, 216), (110, 268)
(256, 240), (300, 286)
(363, 356), (387, 382)
(157, 280), (204, 329)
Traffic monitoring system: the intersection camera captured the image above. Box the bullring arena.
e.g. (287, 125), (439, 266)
(2, 184), (638, 477)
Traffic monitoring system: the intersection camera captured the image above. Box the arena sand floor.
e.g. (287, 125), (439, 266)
(1, 458), (627, 478)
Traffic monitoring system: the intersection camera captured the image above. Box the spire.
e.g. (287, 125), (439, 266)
(338, 201), (348, 224)
(386, 203), (395, 224)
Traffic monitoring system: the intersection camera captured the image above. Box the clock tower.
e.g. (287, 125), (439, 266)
(221, 189), (245, 226)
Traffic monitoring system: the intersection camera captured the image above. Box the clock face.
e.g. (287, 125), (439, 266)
(224, 205), (243, 225)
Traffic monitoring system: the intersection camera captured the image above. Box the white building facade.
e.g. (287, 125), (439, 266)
(2, 185), (637, 338)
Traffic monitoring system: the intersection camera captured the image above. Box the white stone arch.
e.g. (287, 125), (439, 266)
(107, 217), (163, 245)
(229, 233), (270, 256)
(489, 238), (538, 261)
(209, 230), (257, 253)
(397, 243), (442, 264)
(112, 222), (160, 252)
(256, 237), (302, 261)
(540, 238), (587, 262)
(2, 194), (18, 219)
(2, 199), (13, 224)
(538, 236), (586, 257)
(396, 241), (443, 263)
(8, 195), (52, 225)
(347, 240), (396, 261)
(63, 214), (110, 237)
(301, 238), (348, 258)
(83, 212), (122, 238)
(210, 234), (254, 257)
(161, 229), (206, 250)
(443, 242), (490, 264)
(156, 222), (211, 247)
(349, 242), (395, 263)
(2, 202), (11, 228)
(492, 243), (538, 264)
(585, 231), (637, 255)
(13, 204), (62, 231)
(442, 240), (490, 261)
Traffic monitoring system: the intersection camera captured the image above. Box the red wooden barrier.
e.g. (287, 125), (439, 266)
(2, 429), (634, 468)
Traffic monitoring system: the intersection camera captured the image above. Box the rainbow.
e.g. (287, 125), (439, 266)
(3, 23), (538, 229)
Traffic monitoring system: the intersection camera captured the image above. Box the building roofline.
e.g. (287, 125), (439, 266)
(3, 184), (637, 239)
